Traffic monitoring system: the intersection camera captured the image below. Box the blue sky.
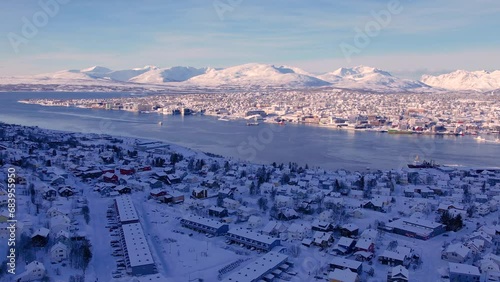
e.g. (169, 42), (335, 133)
(0, 0), (499, 78)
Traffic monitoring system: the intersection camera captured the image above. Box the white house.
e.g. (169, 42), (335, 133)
(46, 207), (67, 218)
(287, 223), (310, 241)
(50, 242), (68, 263)
(448, 262), (480, 282)
(441, 243), (471, 263)
(327, 268), (358, 282)
(387, 265), (409, 282)
(50, 215), (71, 235)
(247, 216), (263, 229)
(15, 261), (45, 282)
(275, 195), (294, 208)
(222, 198), (240, 210)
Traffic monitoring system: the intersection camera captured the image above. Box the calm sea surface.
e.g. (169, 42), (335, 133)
(0, 92), (498, 171)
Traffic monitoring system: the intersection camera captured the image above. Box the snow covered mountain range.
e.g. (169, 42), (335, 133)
(421, 70), (500, 91)
(1, 63), (498, 92)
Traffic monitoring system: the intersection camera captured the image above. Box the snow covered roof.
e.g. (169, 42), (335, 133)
(385, 217), (443, 236)
(25, 260), (45, 272)
(336, 236), (354, 247)
(103, 172), (116, 178)
(449, 262), (480, 276)
(227, 228), (279, 245)
(288, 223), (309, 233)
(445, 243), (470, 258)
(330, 257), (362, 270)
(389, 265), (409, 279)
(327, 268), (358, 282)
(355, 238), (373, 250)
(33, 227), (50, 238)
(341, 223), (359, 232)
(379, 250), (405, 261)
(182, 215), (227, 229)
(121, 223), (154, 268)
(222, 251), (288, 282)
(115, 195), (139, 223)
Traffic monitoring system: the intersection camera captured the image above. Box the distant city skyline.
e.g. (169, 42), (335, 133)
(0, 0), (499, 78)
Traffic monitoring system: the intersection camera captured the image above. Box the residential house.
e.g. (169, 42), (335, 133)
(42, 187), (57, 200)
(161, 191), (184, 204)
(332, 237), (356, 255)
(385, 217), (445, 240)
(223, 198), (240, 210)
(114, 185), (131, 194)
(150, 188), (167, 198)
(340, 224), (359, 238)
(192, 187), (208, 199)
(50, 242), (68, 263)
(247, 216), (263, 229)
(15, 261), (45, 282)
(329, 257), (362, 274)
(328, 268), (359, 282)
(312, 220), (334, 232)
(362, 199), (385, 212)
(442, 243), (471, 263)
(378, 250), (407, 267)
(208, 206), (228, 218)
(226, 228), (281, 251)
(355, 238), (375, 253)
(448, 262), (480, 282)
(50, 215), (71, 235)
(387, 265), (409, 282)
(262, 221), (287, 237)
(275, 195), (294, 208)
(276, 208), (299, 221)
(31, 228), (49, 247)
(313, 231), (334, 248)
(180, 215), (229, 236)
(119, 166), (135, 175)
(287, 223), (310, 241)
(103, 172), (119, 183)
(58, 186), (74, 197)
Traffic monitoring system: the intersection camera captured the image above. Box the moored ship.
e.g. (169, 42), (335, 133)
(408, 156), (440, 168)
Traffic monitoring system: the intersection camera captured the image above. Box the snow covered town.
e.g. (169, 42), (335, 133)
(21, 89), (500, 138)
(1, 122), (500, 282)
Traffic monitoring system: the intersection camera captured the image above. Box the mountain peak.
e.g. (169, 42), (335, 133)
(80, 66), (112, 74)
(421, 69), (500, 91)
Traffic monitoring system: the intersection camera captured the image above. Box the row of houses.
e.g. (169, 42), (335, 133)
(114, 196), (157, 276)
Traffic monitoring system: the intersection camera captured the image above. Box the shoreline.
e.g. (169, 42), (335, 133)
(16, 99), (500, 139)
(2, 121), (499, 173)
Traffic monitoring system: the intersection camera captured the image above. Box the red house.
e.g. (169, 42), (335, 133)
(119, 167), (136, 175)
(354, 238), (375, 253)
(138, 166), (152, 172)
(103, 172), (119, 183)
(150, 188), (167, 198)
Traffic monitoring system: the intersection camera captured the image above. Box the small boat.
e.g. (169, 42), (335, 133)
(158, 121), (163, 126)
(475, 136), (485, 142)
(246, 122), (259, 126)
(218, 116), (230, 121)
(408, 156), (439, 168)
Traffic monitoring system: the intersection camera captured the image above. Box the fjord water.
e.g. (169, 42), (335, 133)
(0, 92), (498, 171)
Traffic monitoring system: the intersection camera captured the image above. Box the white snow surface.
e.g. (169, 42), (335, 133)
(421, 70), (500, 91)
